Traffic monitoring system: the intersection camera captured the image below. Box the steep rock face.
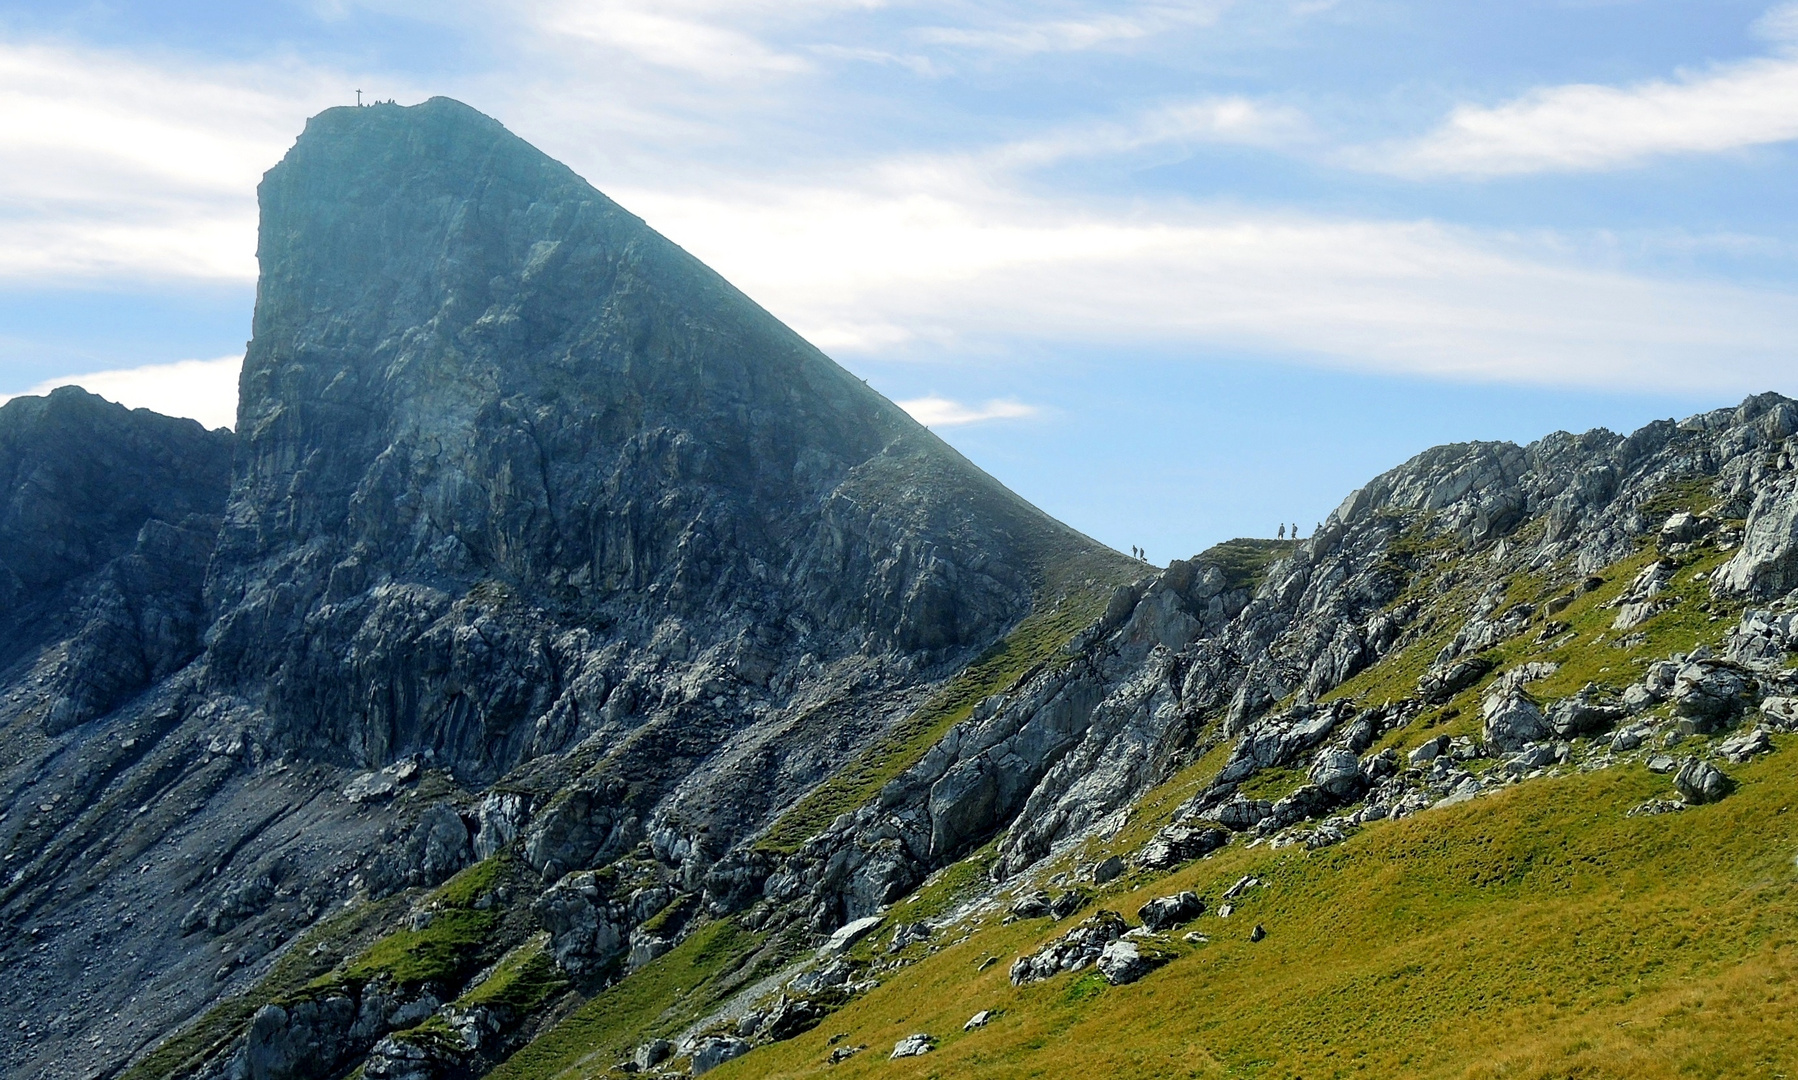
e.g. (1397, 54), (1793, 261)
(205, 98), (1091, 787)
(0, 387), (232, 730)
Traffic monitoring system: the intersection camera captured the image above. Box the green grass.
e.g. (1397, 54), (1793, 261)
(484, 918), (769, 1080)
(1235, 766), (1306, 803)
(701, 737), (1798, 1080)
(758, 581), (1120, 854)
(458, 936), (570, 1015)
(319, 856), (517, 993)
(1192, 539), (1298, 593)
(1637, 476), (1719, 520)
(491, 477), (1777, 1080)
(338, 908), (500, 990)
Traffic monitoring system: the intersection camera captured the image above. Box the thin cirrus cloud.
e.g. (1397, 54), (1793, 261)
(913, 2), (1231, 55)
(897, 395), (1041, 427)
(0, 356), (242, 430)
(1373, 2), (1798, 177)
(618, 177), (1798, 396)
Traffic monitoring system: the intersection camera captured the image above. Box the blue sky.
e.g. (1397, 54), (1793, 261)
(1, 1), (1796, 560)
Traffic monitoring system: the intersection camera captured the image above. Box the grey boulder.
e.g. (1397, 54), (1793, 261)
(690, 1036), (751, 1074)
(1674, 757), (1732, 804)
(1483, 688), (1550, 752)
(1136, 891), (1204, 932)
(1670, 661), (1753, 730)
(1135, 822), (1229, 870)
(1097, 938), (1172, 986)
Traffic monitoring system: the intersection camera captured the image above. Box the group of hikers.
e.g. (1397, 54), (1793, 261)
(1129, 521), (1315, 564)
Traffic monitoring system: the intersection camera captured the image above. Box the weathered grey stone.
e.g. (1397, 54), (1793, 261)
(1763, 695), (1798, 730)
(634, 1039), (673, 1071)
(691, 1036), (751, 1074)
(1716, 476), (1798, 597)
(821, 916), (883, 955)
(1009, 910), (1127, 985)
(1548, 687), (1628, 740)
(1417, 656), (1495, 705)
(1660, 511), (1713, 548)
(889, 1034), (935, 1059)
(534, 871), (625, 976)
(1718, 728), (1773, 763)
(1049, 889), (1091, 921)
(1483, 689), (1550, 752)
(1090, 855), (1126, 884)
(1097, 938), (1172, 985)
(1308, 746), (1366, 800)
(1674, 758), (1732, 804)
(1670, 661), (1753, 730)
(1135, 822), (1229, 870)
(1207, 796), (1274, 831)
(1136, 891), (1203, 932)
(888, 921), (933, 953)
(1408, 735), (1450, 766)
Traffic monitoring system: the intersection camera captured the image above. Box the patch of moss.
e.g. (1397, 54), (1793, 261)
(338, 908), (499, 990)
(1236, 765), (1306, 802)
(316, 854), (516, 995)
(887, 839), (1002, 926)
(639, 893), (693, 938)
(1638, 476), (1719, 520)
(484, 918), (766, 1080)
(458, 939), (570, 1015)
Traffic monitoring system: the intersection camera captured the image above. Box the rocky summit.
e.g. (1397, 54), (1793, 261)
(5, 97), (1798, 1080)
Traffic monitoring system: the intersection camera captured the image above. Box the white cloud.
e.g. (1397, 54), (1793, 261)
(914, 2), (1229, 55)
(620, 177), (1798, 395)
(898, 395), (1040, 426)
(3, 356), (242, 429)
(0, 41), (372, 282)
(534, 1), (811, 80)
(1375, 8), (1798, 177)
(985, 97), (1309, 170)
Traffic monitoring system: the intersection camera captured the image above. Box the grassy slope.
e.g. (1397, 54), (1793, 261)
(678, 510), (1797, 1080)
(708, 745), (1798, 1080)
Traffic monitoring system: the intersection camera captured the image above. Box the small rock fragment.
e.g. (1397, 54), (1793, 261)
(890, 1034), (935, 1059)
(1090, 855), (1126, 884)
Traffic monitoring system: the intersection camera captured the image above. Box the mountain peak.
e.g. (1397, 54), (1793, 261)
(212, 98), (1128, 785)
